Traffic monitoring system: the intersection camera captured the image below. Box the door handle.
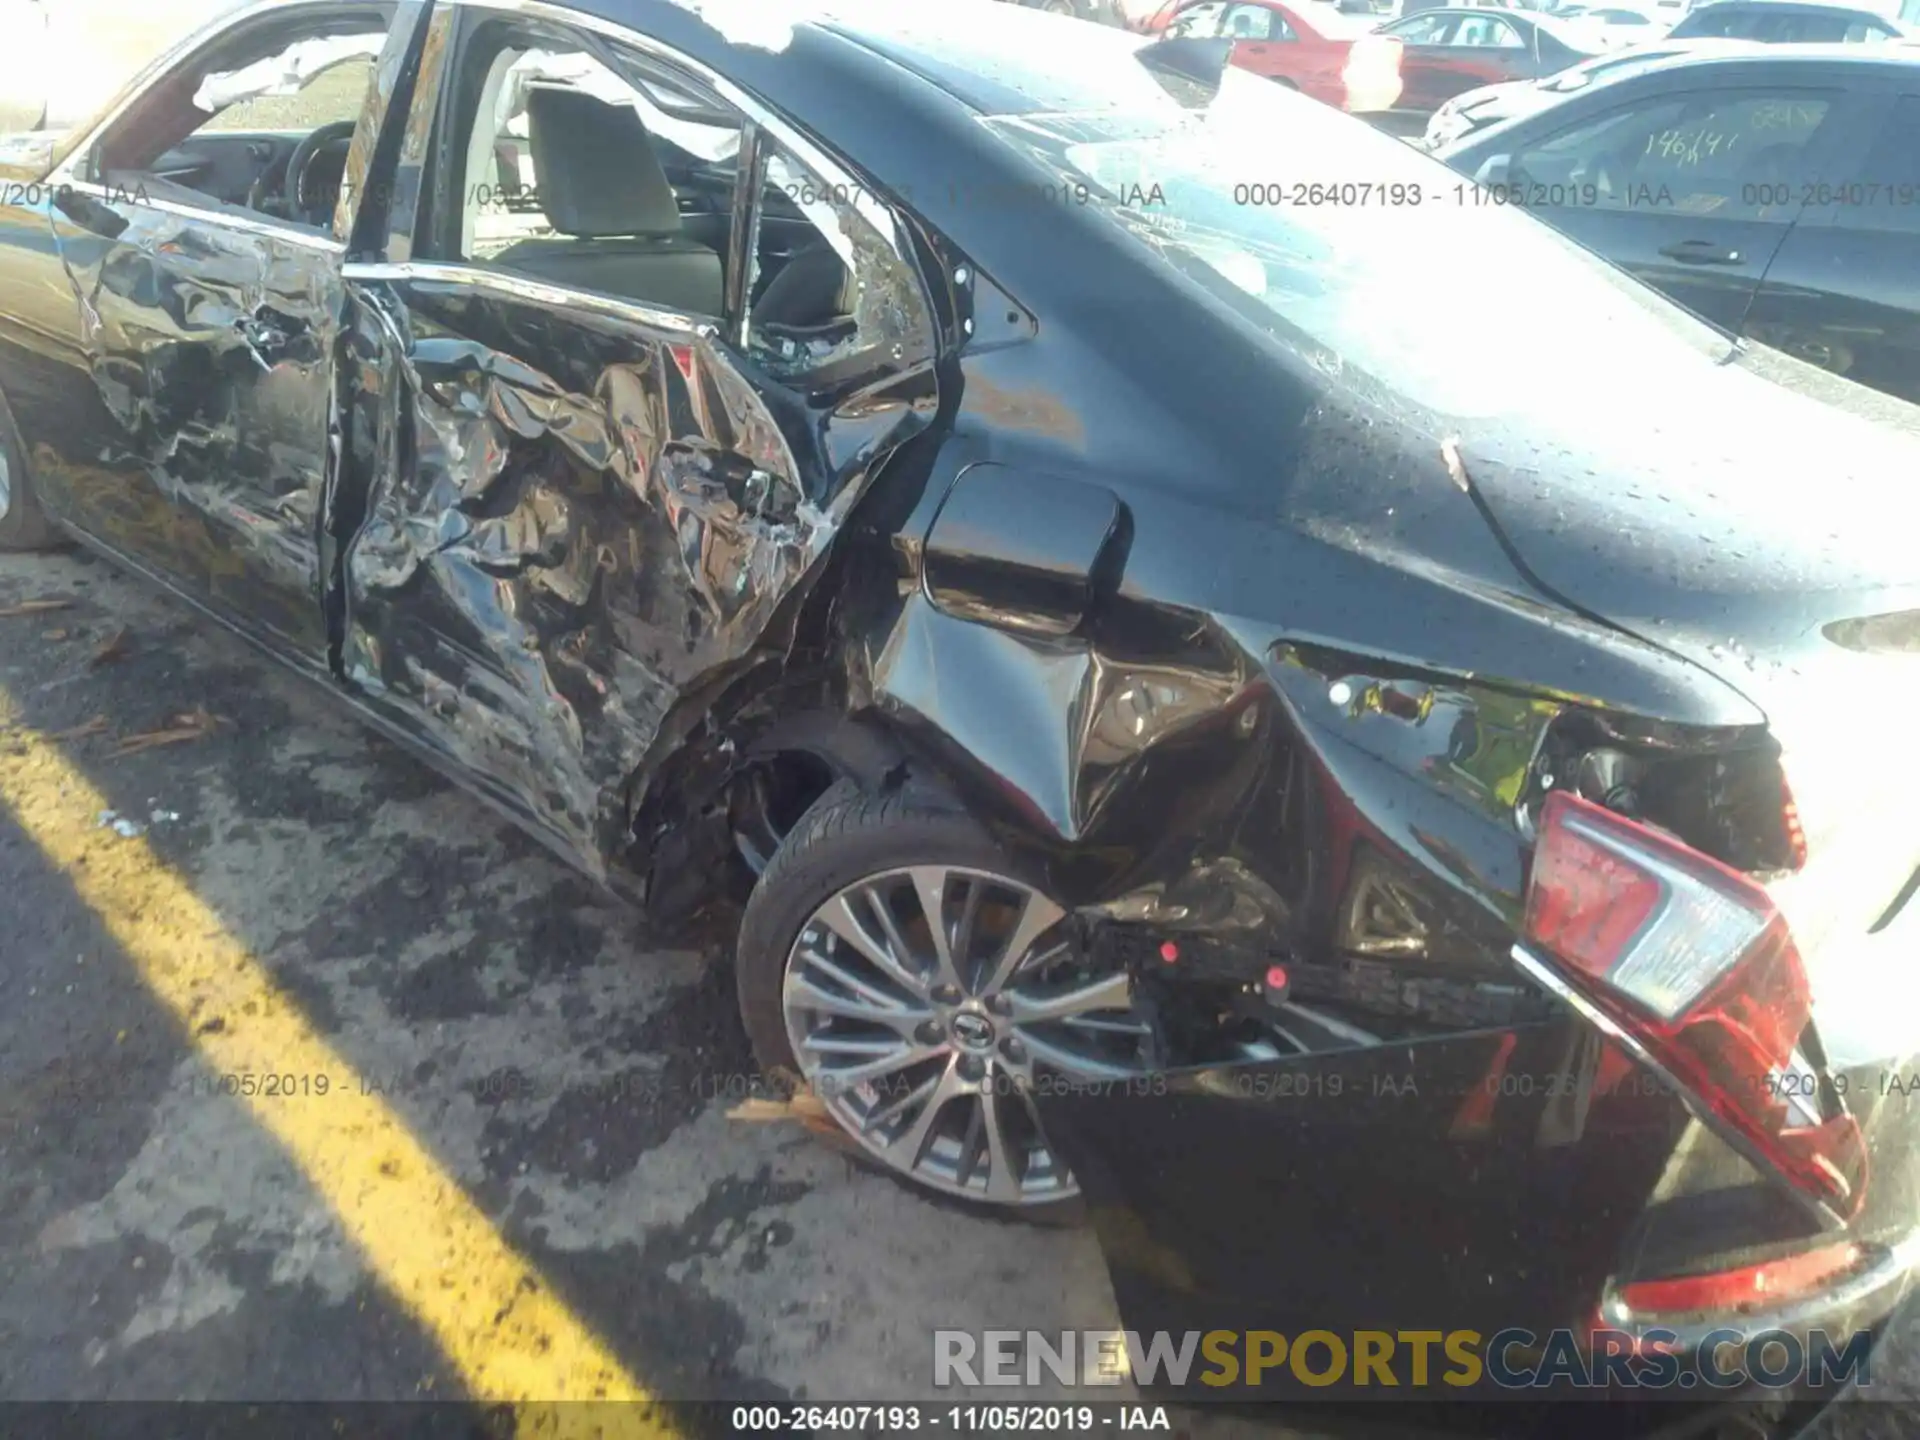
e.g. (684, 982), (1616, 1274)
(1659, 239), (1742, 266)
(52, 187), (128, 240)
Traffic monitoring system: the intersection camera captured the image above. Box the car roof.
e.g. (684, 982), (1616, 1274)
(1679, 0), (1904, 18)
(571, 0), (1167, 115)
(1591, 36), (1920, 68)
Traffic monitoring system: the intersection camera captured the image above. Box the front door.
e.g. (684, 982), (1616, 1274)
(42, 0), (429, 664)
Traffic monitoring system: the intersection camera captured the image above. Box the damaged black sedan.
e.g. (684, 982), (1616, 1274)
(3, 0), (1920, 1415)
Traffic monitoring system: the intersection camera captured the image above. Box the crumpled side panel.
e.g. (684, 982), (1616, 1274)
(337, 278), (924, 877)
(866, 592), (1254, 845)
(48, 189), (338, 657)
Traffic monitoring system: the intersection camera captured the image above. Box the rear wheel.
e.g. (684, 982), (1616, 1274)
(735, 783), (1151, 1218)
(0, 388), (57, 551)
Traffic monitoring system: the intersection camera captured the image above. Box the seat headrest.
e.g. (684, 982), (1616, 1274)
(524, 86), (682, 237)
(754, 244), (859, 329)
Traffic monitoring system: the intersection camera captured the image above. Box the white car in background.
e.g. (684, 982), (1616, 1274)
(0, 0), (243, 133)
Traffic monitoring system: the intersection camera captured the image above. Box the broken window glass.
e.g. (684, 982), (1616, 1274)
(748, 142), (936, 387)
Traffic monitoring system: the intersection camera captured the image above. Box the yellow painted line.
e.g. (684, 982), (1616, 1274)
(0, 708), (676, 1438)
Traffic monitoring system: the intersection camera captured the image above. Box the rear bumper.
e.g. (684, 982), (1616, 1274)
(1598, 1230), (1920, 1357)
(1512, 939), (1920, 1357)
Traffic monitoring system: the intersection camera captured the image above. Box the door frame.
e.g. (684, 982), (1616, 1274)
(321, 0), (946, 879)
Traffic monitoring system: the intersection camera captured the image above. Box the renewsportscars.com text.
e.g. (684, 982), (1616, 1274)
(933, 1328), (1872, 1393)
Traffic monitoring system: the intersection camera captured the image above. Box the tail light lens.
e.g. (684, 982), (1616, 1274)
(1523, 791), (1866, 1221)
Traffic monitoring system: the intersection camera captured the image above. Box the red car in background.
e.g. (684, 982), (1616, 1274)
(1355, 7), (1606, 127)
(1140, 0), (1384, 104)
(1141, 0), (1604, 127)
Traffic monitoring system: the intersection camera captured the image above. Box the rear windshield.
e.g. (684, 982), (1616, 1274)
(979, 65), (1736, 418)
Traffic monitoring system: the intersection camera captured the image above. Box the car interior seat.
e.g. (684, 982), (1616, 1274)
(494, 85), (724, 316)
(751, 243), (858, 332)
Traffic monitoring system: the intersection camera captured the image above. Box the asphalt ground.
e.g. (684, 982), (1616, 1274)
(1, 8), (1919, 1439)
(0, 539), (1917, 1440)
(0, 548), (1130, 1423)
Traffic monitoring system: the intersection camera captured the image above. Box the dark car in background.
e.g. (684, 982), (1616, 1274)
(1418, 37), (1761, 146)
(1344, 6), (1605, 128)
(5, 0), (1920, 1427)
(1667, 0), (1910, 39)
(1437, 47), (1920, 403)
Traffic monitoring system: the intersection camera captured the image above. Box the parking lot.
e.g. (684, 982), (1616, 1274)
(0, 548), (1128, 1415)
(7, 0), (1920, 1435)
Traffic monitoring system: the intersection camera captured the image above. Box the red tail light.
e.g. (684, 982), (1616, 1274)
(1523, 792), (1866, 1221)
(1616, 1241), (1863, 1318)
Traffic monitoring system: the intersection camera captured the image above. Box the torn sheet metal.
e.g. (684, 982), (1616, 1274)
(334, 275), (933, 878)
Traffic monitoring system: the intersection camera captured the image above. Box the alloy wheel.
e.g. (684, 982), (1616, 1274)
(781, 865), (1149, 1206)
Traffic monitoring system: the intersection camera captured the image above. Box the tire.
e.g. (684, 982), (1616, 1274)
(736, 781), (1142, 1223)
(0, 385), (58, 552)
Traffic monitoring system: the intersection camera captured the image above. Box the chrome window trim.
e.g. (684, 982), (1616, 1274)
(724, 121), (769, 350)
(65, 0), (933, 360)
(56, 178), (348, 254)
(336, 0), (438, 249)
(343, 259), (720, 338)
(46, 0), (397, 193)
(378, 4), (460, 260)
